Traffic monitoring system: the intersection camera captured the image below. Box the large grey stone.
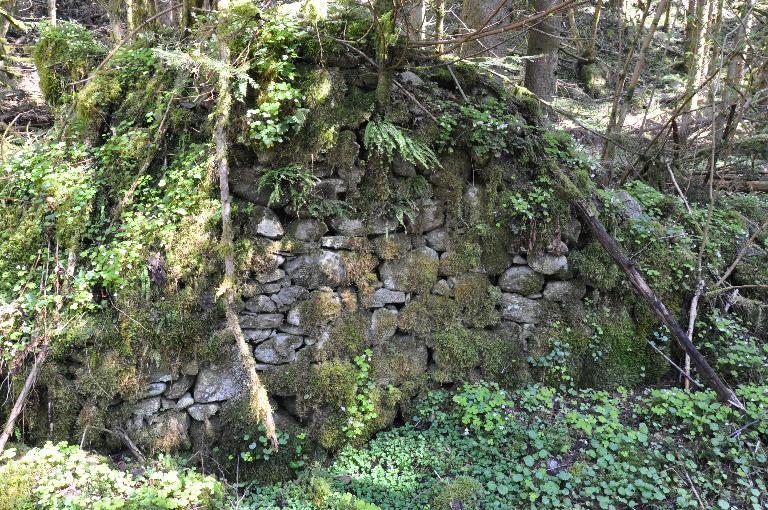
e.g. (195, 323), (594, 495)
(392, 155), (416, 177)
(193, 348), (246, 403)
(250, 206), (284, 239)
(321, 236), (369, 250)
(425, 228), (451, 252)
(253, 334), (304, 364)
(244, 329), (272, 343)
(284, 250), (346, 288)
(229, 166), (281, 206)
(366, 288), (407, 308)
(142, 382), (167, 398)
(188, 403), (220, 422)
(131, 397), (161, 419)
(148, 367), (173, 383)
(527, 252), (568, 275)
(287, 219), (328, 242)
(543, 280), (587, 302)
(239, 313), (284, 329)
(501, 294), (542, 324)
(562, 218), (582, 245)
(616, 191), (644, 220)
(176, 393), (194, 410)
(144, 411), (190, 450)
(244, 295), (277, 313)
(379, 246), (439, 292)
(255, 268), (285, 284)
(407, 200), (444, 233)
(271, 285), (308, 310)
(330, 218), (366, 236)
(164, 375), (194, 399)
(370, 308), (398, 345)
(399, 71), (424, 87)
(432, 279), (453, 296)
(316, 179), (347, 197)
(499, 266), (545, 295)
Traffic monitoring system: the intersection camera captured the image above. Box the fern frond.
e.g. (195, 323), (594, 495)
(364, 120), (440, 170)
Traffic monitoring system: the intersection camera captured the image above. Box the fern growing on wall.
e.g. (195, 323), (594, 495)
(364, 120), (440, 170)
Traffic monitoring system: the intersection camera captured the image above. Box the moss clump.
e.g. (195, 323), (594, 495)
(310, 360), (358, 407)
(439, 238), (481, 276)
(570, 240), (622, 291)
(299, 289), (343, 335)
(476, 329), (531, 388)
(398, 295), (459, 336)
(578, 63), (606, 97)
(432, 325), (480, 383)
(321, 314), (369, 361)
(341, 251), (378, 287)
(371, 336), (427, 386)
(577, 307), (666, 389)
(432, 476), (482, 510)
(394, 249), (440, 293)
(453, 273), (502, 329)
(372, 234), (410, 261)
(33, 21), (106, 105)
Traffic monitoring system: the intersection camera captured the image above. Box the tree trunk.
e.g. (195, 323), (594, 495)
(600, 0), (652, 163)
(214, 10), (278, 449)
(564, 187), (744, 410)
(460, 0), (511, 58)
(613, 0), (666, 137)
(48, 0), (56, 24)
(524, 0), (561, 123)
(682, 0), (711, 127)
(434, 0), (445, 51)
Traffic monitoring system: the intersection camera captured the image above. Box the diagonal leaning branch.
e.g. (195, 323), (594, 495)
(552, 166), (745, 411)
(212, 27), (278, 450)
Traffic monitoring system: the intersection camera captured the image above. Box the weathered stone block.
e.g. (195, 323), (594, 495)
(501, 294), (542, 324)
(543, 280), (587, 302)
(527, 252), (568, 275)
(499, 266), (545, 295)
(239, 313), (284, 329)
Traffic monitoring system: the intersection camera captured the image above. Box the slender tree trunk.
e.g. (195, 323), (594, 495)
(601, 0), (652, 163)
(434, 0), (445, 51)
(682, 0), (711, 127)
(524, 0), (561, 124)
(374, 0), (395, 115)
(583, 0), (602, 62)
(48, 0), (56, 24)
(408, 0), (426, 40)
(214, 8), (278, 449)
(614, 0), (666, 133)
(720, 0), (754, 156)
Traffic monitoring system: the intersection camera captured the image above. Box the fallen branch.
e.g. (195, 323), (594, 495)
(213, 22), (278, 450)
(0, 342), (48, 454)
(554, 167), (744, 410)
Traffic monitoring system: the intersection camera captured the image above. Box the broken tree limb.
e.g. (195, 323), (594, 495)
(558, 170), (744, 410)
(0, 342), (48, 454)
(213, 21), (278, 450)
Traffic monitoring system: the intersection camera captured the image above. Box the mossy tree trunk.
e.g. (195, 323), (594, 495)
(373, 0), (395, 116)
(213, 11), (278, 450)
(524, 0), (561, 124)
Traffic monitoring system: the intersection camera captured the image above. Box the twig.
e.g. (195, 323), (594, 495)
(646, 341), (703, 388)
(447, 65), (468, 102)
(334, 39), (438, 122)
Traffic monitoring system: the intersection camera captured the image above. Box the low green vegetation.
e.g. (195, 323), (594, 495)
(4, 382), (766, 509)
